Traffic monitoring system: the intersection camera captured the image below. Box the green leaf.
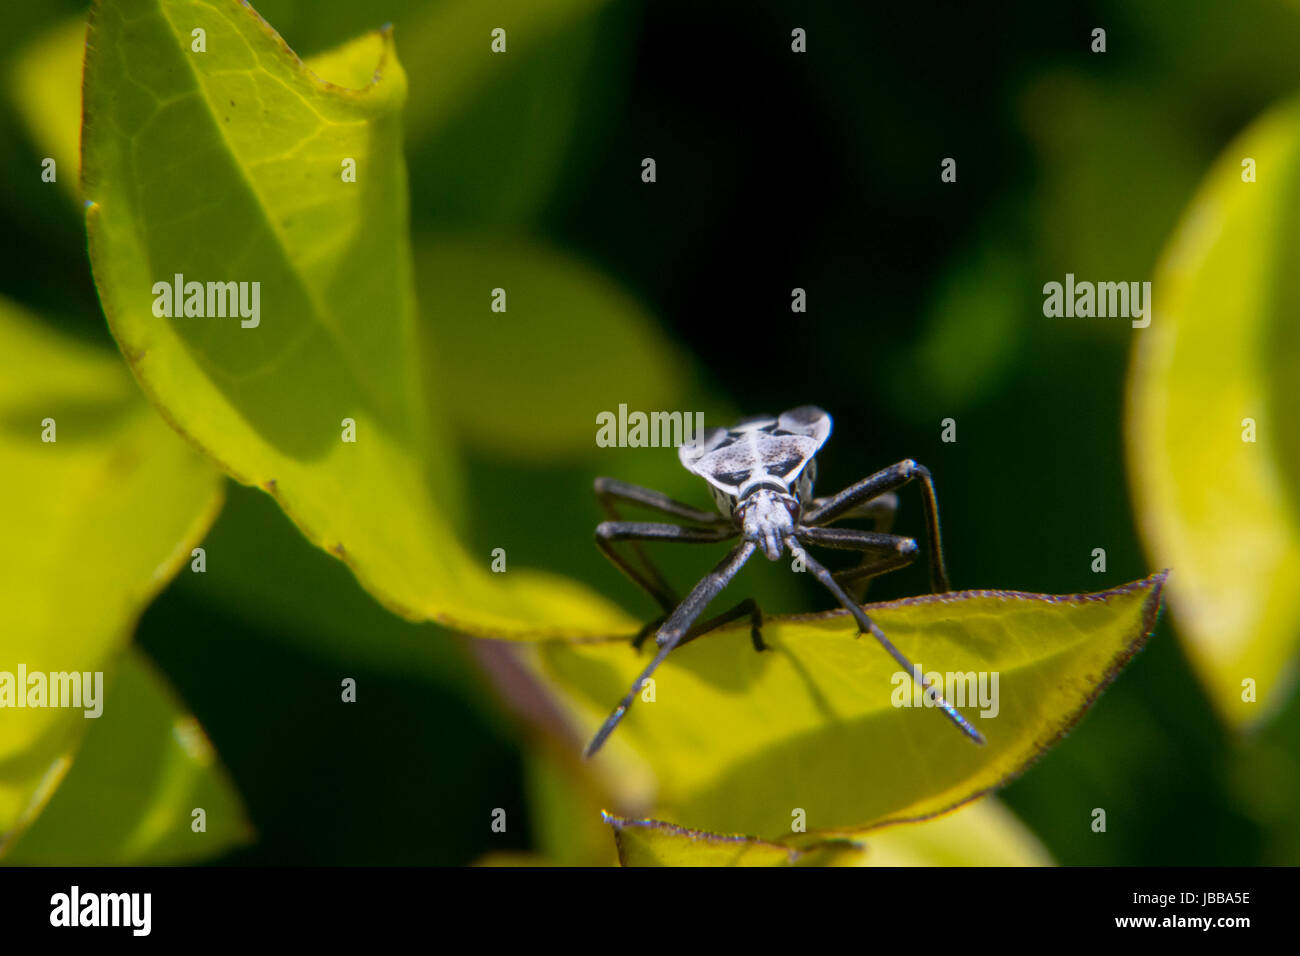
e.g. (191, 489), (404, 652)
(858, 797), (1052, 867)
(82, 0), (633, 639)
(527, 575), (1165, 839)
(245, 0), (612, 147)
(0, 296), (224, 852)
(1127, 94), (1300, 726)
(603, 797), (1051, 867)
(603, 813), (867, 867)
(3, 649), (251, 864)
(198, 0), (624, 226)
(416, 235), (688, 461)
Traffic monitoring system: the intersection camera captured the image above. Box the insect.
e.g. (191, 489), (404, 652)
(586, 405), (986, 757)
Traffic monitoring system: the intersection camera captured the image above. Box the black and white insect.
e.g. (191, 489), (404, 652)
(587, 405), (986, 757)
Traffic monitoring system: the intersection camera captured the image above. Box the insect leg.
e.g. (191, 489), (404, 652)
(595, 477), (726, 524)
(803, 460), (950, 593)
(585, 541), (757, 758)
(594, 477), (727, 614)
(785, 536), (985, 745)
(633, 597), (764, 651)
(594, 520), (737, 616)
(807, 490), (898, 531)
(796, 526), (920, 602)
(676, 597), (765, 652)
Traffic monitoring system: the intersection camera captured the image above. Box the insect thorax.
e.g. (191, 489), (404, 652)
(709, 458), (817, 520)
(682, 406), (831, 521)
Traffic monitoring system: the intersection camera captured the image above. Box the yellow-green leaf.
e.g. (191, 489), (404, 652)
(1127, 94), (1300, 726)
(0, 296), (224, 852)
(858, 797), (1052, 867)
(82, 0), (633, 639)
(2, 650), (251, 864)
(603, 797), (1050, 867)
(527, 575), (1165, 839)
(604, 813), (867, 867)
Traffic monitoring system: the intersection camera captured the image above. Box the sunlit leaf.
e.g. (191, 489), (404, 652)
(0, 296), (224, 852)
(82, 0), (634, 639)
(858, 797), (1052, 867)
(189, 0), (624, 226)
(9, 0), (626, 225)
(525, 575), (1165, 839)
(3, 649), (251, 864)
(604, 813), (866, 867)
(1127, 94), (1300, 726)
(603, 797), (1049, 867)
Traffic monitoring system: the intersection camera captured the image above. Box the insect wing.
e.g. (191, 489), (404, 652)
(679, 406), (831, 495)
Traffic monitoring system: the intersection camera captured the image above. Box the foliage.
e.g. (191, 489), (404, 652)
(3, 0), (1295, 866)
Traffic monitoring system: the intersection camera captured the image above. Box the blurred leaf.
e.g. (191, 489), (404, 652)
(887, 235), (1026, 420)
(1123, 95), (1300, 723)
(528, 575), (1165, 839)
(417, 235), (687, 461)
(1120, 0), (1300, 107)
(0, 296), (223, 852)
(7, 13), (84, 202)
(858, 797), (1052, 866)
(1020, 73), (1205, 291)
(604, 813), (867, 867)
(83, 0), (633, 638)
(0, 0), (86, 228)
(404, 3), (621, 226)
(521, 746), (620, 866)
(1127, 94), (1300, 727)
(395, 0), (607, 147)
(247, 0), (623, 225)
(177, 483), (491, 683)
(3, 650), (250, 864)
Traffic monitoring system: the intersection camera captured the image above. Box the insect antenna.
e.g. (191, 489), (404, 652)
(786, 536), (986, 745)
(585, 541), (757, 758)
